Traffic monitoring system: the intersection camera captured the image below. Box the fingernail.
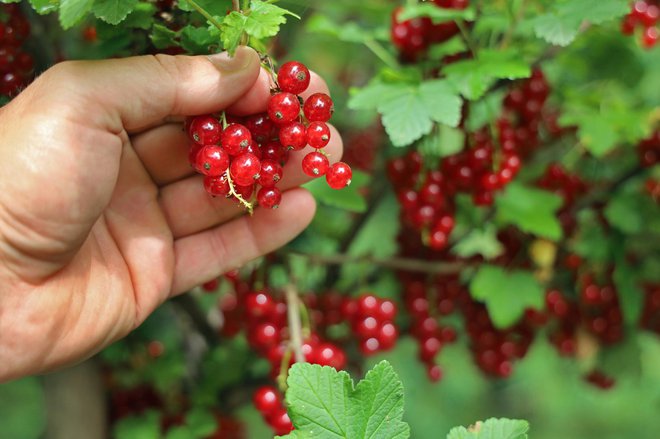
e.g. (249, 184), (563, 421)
(207, 46), (256, 72)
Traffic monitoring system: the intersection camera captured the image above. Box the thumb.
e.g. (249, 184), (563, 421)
(27, 46), (262, 133)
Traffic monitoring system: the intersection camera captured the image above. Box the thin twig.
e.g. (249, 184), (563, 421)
(285, 284), (305, 363)
(232, 0), (240, 12)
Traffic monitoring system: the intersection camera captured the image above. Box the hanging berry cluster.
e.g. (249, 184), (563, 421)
(388, 69), (554, 251)
(621, 0), (659, 48)
(252, 385), (293, 436)
(391, 0), (470, 62)
(0, 4), (34, 99)
(185, 60), (352, 213)
(341, 294), (400, 356)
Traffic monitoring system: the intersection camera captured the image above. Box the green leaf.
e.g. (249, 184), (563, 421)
(306, 14), (385, 43)
(164, 426), (194, 439)
(470, 265), (545, 328)
(122, 3), (156, 29)
(530, 0), (630, 46)
(444, 49), (531, 100)
(150, 23), (178, 49)
(221, 0), (297, 55)
(276, 431), (312, 439)
(380, 91), (435, 147)
(92, 0), (138, 25)
(186, 408), (217, 437)
(495, 182), (563, 240)
(59, 0), (94, 29)
(347, 361), (410, 439)
(303, 170), (369, 213)
(447, 418), (529, 439)
(0, 378), (46, 439)
(418, 125), (465, 161)
(614, 258), (645, 326)
(419, 80), (464, 127)
(453, 225), (504, 260)
(399, 3), (475, 23)
(180, 25), (216, 54)
(28, 0), (58, 15)
(285, 361), (409, 439)
(114, 411), (162, 439)
(572, 210), (612, 263)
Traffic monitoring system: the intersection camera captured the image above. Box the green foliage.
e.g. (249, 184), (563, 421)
(92, 0), (138, 25)
(221, 0), (298, 55)
(453, 225), (504, 260)
(447, 418), (529, 439)
(284, 361), (410, 439)
(304, 170), (370, 213)
(59, 0), (94, 28)
(495, 182), (564, 241)
(529, 0), (630, 46)
(444, 49), (531, 100)
(470, 265), (545, 328)
(349, 79), (462, 147)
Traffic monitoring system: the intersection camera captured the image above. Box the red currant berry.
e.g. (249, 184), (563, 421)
(359, 337), (381, 355)
(267, 409), (294, 435)
(377, 322), (398, 350)
(253, 386), (281, 414)
(244, 113), (275, 143)
(315, 343), (347, 370)
(258, 160), (283, 187)
(356, 317), (380, 339)
(268, 92), (301, 124)
(279, 122), (307, 150)
(302, 151), (330, 177)
(234, 183), (255, 201)
(195, 145), (230, 177)
(377, 299), (397, 321)
(428, 230), (448, 250)
(419, 336), (442, 362)
(221, 123), (252, 156)
(258, 187), (282, 209)
(357, 294), (380, 317)
(427, 364), (443, 382)
(306, 122), (331, 149)
(278, 61), (311, 95)
(643, 26), (659, 48)
(189, 115), (221, 145)
(303, 93), (334, 122)
(203, 174), (230, 197)
(230, 153), (261, 186)
(245, 291), (275, 318)
(326, 162), (352, 190)
(250, 322), (280, 349)
(188, 143), (202, 166)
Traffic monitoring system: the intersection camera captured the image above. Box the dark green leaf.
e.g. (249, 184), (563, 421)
(453, 225), (504, 260)
(150, 23), (178, 49)
(28, 0), (58, 15)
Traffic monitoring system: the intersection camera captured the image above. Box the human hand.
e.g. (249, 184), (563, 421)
(0, 47), (342, 382)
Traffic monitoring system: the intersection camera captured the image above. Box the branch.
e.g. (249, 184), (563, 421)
(285, 284), (305, 363)
(291, 251), (467, 275)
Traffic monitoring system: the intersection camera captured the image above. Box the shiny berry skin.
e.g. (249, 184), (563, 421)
(221, 123), (252, 156)
(306, 121), (331, 149)
(188, 143), (202, 166)
(251, 322), (280, 349)
(267, 409), (294, 435)
(268, 92), (301, 124)
(377, 322), (399, 350)
(244, 113), (275, 143)
(326, 162), (352, 189)
(258, 160), (283, 187)
(253, 386), (281, 414)
(245, 291), (275, 318)
(258, 187), (282, 209)
(428, 230), (448, 250)
(377, 300), (397, 321)
(279, 122), (307, 150)
(189, 115), (221, 145)
(203, 174), (230, 197)
(315, 343), (347, 370)
(262, 140), (288, 164)
(427, 364), (443, 382)
(642, 26), (659, 48)
(359, 337), (381, 355)
(230, 153), (261, 186)
(303, 93), (334, 122)
(278, 61), (311, 95)
(196, 145), (230, 177)
(302, 151), (330, 177)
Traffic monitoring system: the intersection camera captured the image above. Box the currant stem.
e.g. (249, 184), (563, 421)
(232, 0), (240, 12)
(220, 111), (229, 129)
(276, 346), (293, 392)
(184, 0), (224, 32)
(285, 284), (306, 364)
(363, 38), (401, 70)
(225, 169), (254, 214)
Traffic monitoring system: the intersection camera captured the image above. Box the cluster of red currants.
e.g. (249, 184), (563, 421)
(0, 3), (34, 98)
(185, 61), (351, 211)
(391, 0), (470, 61)
(341, 294), (400, 356)
(621, 0), (659, 48)
(387, 69), (555, 251)
(252, 386), (293, 436)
